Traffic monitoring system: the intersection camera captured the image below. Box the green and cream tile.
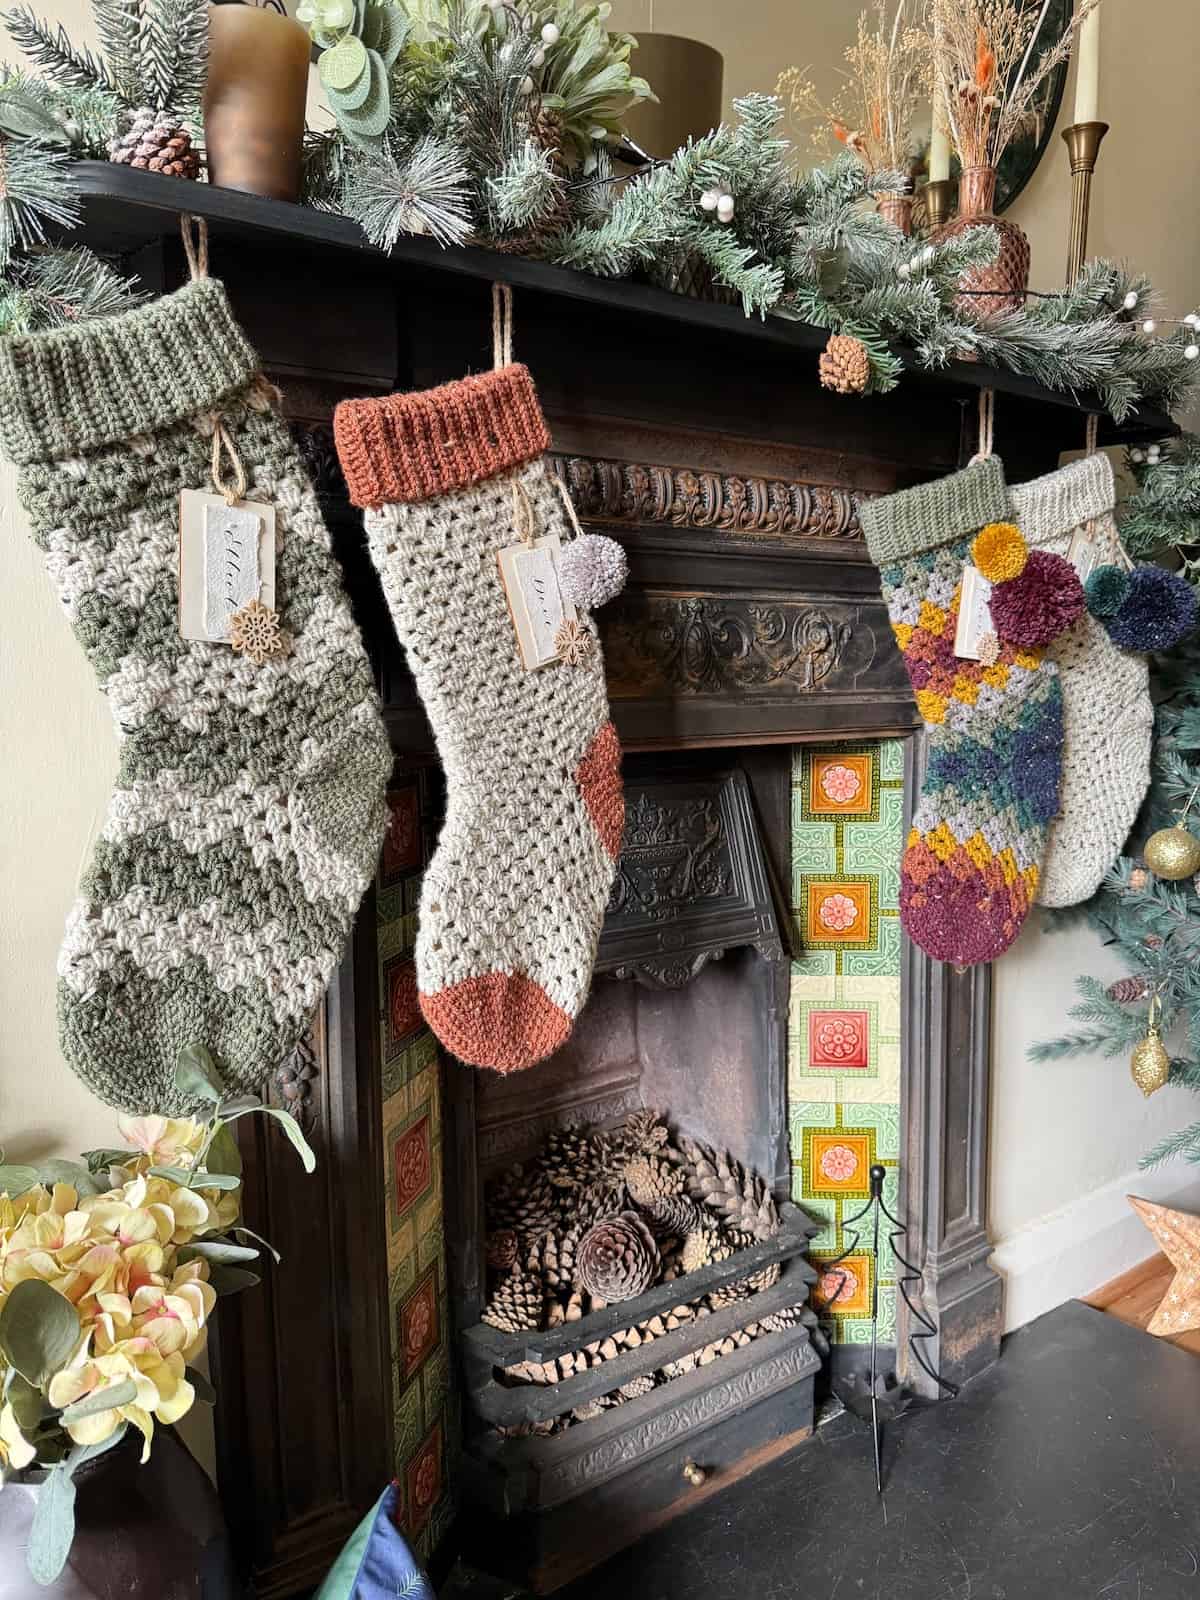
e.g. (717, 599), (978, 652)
(788, 740), (904, 1346)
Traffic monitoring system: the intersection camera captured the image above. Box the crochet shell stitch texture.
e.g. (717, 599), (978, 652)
(335, 365), (623, 1073)
(860, 456), (1065, 966)
(1009, 453), (1153, 908)
(0, 278), (392, 1113)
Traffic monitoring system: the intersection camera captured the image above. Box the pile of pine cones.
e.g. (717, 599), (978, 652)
(481, 1109), (786, 1337)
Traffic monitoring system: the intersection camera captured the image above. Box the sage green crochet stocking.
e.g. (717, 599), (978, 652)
(0, 279), (391, 1113)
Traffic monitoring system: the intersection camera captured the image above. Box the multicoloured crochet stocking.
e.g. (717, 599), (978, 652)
(0, 279), (391, 1112)
(860, 457), (1067, 965)
(1010, 453), (1153, 907)
(334, 365), (623, 1072)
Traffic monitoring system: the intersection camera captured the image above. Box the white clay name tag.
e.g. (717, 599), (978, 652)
(954, 563), (994, 661)
(179, 489), (276, 644)
(497, 534), (577, 670)
(1066, 524), (1102, 582)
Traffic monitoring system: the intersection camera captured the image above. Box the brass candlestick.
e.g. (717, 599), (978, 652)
(924, 178), (953, 230)
(1062, 120), (1109, 285)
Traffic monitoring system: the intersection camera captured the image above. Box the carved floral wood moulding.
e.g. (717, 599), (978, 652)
(551, 452), (869, 544)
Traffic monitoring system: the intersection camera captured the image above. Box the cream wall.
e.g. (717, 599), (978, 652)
(3, 4), (1199, 1344)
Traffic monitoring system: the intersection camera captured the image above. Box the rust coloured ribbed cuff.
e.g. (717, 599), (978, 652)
(333, 363), (551, 509)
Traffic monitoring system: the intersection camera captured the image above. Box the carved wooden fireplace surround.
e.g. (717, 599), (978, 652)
(64, 167), (1174, 1596)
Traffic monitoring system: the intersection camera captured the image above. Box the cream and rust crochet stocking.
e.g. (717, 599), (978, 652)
(0, 273), (391, 1112)
(334, 357), (623, 1072)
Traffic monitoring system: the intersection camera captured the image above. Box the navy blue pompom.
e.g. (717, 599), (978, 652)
(1107, 564), (1198, 652)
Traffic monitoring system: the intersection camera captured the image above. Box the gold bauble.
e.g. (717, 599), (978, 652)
(1143, 825), (1200, 881)
(1131, 1029), (1171, 1097)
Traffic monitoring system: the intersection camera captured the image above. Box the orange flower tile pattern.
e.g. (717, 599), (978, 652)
(378, 775), (456, 1558)
(790, 741), (902, 1345)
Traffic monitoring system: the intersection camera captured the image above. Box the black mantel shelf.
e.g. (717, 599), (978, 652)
(70, 161), (1176, 446)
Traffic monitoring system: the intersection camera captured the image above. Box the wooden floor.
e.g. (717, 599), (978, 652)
(1084, 1252), (1200, 1355)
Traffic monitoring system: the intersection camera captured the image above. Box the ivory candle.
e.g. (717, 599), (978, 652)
(929, 81), (951, 183)
(1073, 1), (1101, 123)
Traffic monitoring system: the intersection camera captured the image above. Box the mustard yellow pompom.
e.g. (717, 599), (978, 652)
(972, 522), (1027, 583)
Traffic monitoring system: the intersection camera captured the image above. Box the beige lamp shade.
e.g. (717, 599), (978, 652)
(622, 34), (724, 159)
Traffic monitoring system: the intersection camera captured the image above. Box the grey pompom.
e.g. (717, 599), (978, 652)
(559, 534), (628, 610)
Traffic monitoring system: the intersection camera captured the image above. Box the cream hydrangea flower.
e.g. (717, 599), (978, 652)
(47, 1341), (195, 1460)
(116, 1117), (207, 1171)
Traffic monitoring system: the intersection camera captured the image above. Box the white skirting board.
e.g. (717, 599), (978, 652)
(990, 1165), (1200, 1334)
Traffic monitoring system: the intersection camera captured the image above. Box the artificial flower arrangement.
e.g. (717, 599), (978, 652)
(0, 1045), (314, 1584)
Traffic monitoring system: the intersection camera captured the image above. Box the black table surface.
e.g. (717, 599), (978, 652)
(449, 1298), (1200, 1600)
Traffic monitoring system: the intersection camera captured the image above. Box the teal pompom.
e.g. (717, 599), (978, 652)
(1084, 563), (1131, 619)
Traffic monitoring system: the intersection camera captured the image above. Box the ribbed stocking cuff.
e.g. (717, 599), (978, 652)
(1009, 453), (1115, 546)
(860, 456), (1009, 566)
(334, 364), (551, 509)
(0, 279), (261, 465)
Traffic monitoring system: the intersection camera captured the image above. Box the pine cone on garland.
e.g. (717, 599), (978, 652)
(818, 332), (871, 395)
(482, 1267), (544, 1333)
(577, 1212), (660, 1303)
(1107, 976), (1152, 1003)
(109, 109), (200, 179)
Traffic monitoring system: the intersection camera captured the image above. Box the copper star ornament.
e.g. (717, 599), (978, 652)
(1128, 1195), (1200, 1336)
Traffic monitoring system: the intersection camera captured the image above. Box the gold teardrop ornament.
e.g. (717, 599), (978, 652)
(1130, 996), (1170, 1097)
(1144, 825), (1200, 881)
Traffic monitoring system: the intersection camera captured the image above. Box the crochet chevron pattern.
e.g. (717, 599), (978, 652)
(335, 364), (623, 1072)
(1010, 454), (1153, 908)
(861, 457), (1064, 966)
(0, 278), (392, 1113)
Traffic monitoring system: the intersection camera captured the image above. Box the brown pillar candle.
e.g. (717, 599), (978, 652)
(204, 3), (312, 202)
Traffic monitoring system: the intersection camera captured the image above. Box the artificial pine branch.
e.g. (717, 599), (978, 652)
(487, 139), (561, 233)
(0, 243), (142, 332)
(342, 134), (472, 250)
(0, 5), (112, 92)
(0, 135), (79, 272)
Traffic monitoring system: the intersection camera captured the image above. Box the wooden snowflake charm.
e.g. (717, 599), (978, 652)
(553, 617), (594, 667)
(230, 597), (286, 666)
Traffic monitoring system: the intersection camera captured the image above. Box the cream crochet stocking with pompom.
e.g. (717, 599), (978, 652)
(334, 362), (623, 1073)
(1010, 452), (1153, 907)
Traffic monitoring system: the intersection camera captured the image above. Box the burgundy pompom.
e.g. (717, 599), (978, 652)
(988, 549), (1085, 648)
(1107, 564), (1197, 652)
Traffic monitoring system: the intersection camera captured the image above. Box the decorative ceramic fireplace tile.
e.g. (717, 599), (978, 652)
(377, 779), (457, 1558)
(788, 740), (903, 1347)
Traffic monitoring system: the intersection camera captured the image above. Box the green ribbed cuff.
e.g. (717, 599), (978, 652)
(0, 279), (261, 465)
(860, 456), (1009, 566)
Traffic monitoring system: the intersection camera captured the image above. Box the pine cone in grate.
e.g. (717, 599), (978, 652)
(539, 1122), (603, 1190)
(617, 1374), (656, 1401)
(670, 1136), (779, 1241)
(542, 1223), (581, 1293)
(482, 1267), (544, 1333)
(598, 1108), (671, 1168)
(486, 1228), (519, 1272)
(680, 1220), (733, 1276)
(724, 1228), (783, 1295)
(818, 332), (871, 395)
(486, 1163), (562, 1242)
(625, 1153), (699, 1237)
(572, 1177), (630, 1232)
(577, 1212), (660, 1304)
(109, 109), (200, 179)
(759, 1303), (813, 1332)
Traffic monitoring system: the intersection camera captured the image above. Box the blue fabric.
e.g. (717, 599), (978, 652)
(315, 1483), (435, 1600)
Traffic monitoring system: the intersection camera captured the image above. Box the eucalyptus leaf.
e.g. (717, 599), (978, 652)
(175, 1042), (225, 1106)
(0, 1280), (80, 1386)
(59, 1379), (137, 1425)
(186, 1367), (217, 1405)
(26, 1460), (76, 1585)
(204, 1120), (243, 1180)
(180, 1239), (260, 1265)
(0, 90), (71, 144)
(0, 1163), (40, 1196)
(37, 1160), (101, 1197)
(326, 55), (373, 113)
(320, 33), (368, 92)
(149, 1164), (240, 1191)
(206, 1264), (262, 1296)
(233, 1224), (281, 1264)
(81, 1148), (131, 1174)
(9, 1372), (49, 1432)
(262, 1108), (317, 1175)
